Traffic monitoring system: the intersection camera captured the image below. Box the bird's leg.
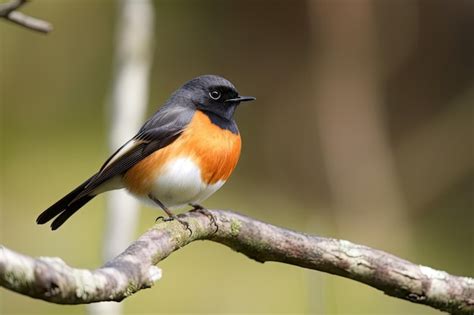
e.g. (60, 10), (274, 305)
(151, 197), (175, 222)
(149, 195), (191, 234)
(188, 203), (218, 233)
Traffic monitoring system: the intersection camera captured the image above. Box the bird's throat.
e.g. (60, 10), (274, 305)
(198, 109), (239, 134)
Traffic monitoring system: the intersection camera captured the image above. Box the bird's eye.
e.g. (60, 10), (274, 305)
(209, 90), (221, 100)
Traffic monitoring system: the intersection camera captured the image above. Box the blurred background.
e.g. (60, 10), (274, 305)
(0, 0), (473, 314)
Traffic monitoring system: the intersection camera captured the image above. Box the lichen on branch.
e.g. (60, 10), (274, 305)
(0, 210), (473, 314)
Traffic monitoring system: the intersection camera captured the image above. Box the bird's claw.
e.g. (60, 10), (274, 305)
(156, 215), (192, 235)
(176, 217), (192, 236)
(189, 205), (218, 233)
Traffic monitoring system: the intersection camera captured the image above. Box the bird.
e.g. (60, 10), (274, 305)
(36, 75), (255, 230)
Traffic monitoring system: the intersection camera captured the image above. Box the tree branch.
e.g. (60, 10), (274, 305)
(0, 0), (52, 33)
(0, 210), (472, 313)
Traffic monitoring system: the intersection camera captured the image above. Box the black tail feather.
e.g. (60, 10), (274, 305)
(36, 178), (94, 229)
(50, 195), (94, 230)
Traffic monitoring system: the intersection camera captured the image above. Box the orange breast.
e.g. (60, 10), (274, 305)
(123, 111), (241, 195)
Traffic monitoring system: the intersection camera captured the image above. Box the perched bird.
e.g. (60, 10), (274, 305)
(36, 75), (255, 230)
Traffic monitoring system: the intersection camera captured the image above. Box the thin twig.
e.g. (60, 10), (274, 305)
(0, 210), (473, 313)
(0, 0), (52, 33)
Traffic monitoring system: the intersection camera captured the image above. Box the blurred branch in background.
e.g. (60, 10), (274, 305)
(87, 1), (154, 314)
(396, 86), (474, 211)
(0, 0), (52, 33)
(1, 210), (473, 314)
(309, 0), (411, 249)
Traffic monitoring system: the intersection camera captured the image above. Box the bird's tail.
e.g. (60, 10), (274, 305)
(36, 177), (96, 230)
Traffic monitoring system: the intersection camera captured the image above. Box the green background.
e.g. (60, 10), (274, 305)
(1, 0), (472, 314)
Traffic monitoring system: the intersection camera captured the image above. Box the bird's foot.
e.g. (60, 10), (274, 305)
(156, 215), (192, 235)
(155, 215), (177, 223)
(176, 217), (192, 235)
(149, 194), (191, 234)
(188, 204), (218, 233)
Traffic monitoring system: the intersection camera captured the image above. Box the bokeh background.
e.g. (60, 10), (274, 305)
(1, 0), (473, 314)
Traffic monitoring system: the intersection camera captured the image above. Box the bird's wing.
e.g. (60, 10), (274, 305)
(77, 106), (195, 199)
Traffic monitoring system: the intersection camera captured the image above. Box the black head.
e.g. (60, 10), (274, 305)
(175, 75), (255, 121)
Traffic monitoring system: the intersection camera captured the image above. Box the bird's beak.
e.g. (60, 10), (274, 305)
(225, 96), (256, 103)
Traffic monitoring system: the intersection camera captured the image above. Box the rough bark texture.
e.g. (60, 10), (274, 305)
(0, 210), (473, 313)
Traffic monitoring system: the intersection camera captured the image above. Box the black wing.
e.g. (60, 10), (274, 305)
(37, 105), (195, 230)
(77, 104), (195, 199)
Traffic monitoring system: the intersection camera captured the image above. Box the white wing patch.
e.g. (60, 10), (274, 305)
(100, 139), (145, 173)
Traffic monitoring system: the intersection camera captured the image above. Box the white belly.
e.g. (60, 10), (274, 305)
(144, 157), (225, 210)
